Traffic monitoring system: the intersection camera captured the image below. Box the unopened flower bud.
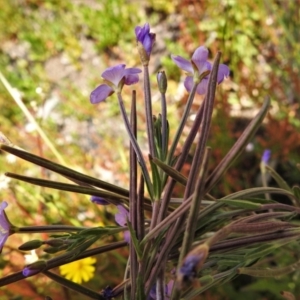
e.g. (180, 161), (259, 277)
(22, 260), (47, 277)
(157, 71), (167, 93)
(135, 23), (155, 66)
(137, 42), (150, 66)
(45, 239), (65, 247)
(43, 245), (68, 254)
(19, 239), (43, 251)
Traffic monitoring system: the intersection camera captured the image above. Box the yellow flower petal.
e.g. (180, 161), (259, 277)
(59, 257), (96, 283)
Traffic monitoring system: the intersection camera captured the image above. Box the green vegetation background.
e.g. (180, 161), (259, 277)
(0, 0), (299, 299)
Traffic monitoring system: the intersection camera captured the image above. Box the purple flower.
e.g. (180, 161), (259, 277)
(171, 46), (229, 95)
(148, 280), (174, 300)
(90, 64), (141, 104)
(261, 149), (271, 164)
(177, 244), (209, 284)
(179, 254), (202, 282)
(135, 23), (155, 56)
(90, 196), (109, 206)
(101, 286), (114, 299)
(0, 201), (11, 253)
(115, 205), (130, 243)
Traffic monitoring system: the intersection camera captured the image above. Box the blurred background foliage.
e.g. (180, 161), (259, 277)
(0, 0), (299, 299)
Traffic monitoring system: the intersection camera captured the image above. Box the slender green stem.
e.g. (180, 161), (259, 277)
(117, 92), (154, 200)
(17, 225), (87, 233)
(129, 91), (138, 299)
(43, 270), (104, 300)
(179, 148), (211, 264)
(157, 94), (205, 223)
(160, 91), (168, 160)
(143, 65), (156, 157)
(184, 53), (220, 200)
(167, 82), (198, 164)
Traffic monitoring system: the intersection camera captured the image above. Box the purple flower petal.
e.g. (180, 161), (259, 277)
(124, 230), (130, 243)
(90, 196), (109, 206)
(166, 280), (174, 298)
(217, 64), (230, 84)
(193, 61), (211, 76)
(262, 149), (271, 164)
(124, 74), (139, 85)
(183, 76), (194, 93)
(135, 23), (150, 40)
(124, 67), (142, 75)
(90, 64), (142, 105)
(90, 84), (114, 104)
(171, 55), (193, 73)
(101, 286), (114, 299)
(192, 46), (209, 62)
(115, 205), (128, 227)
(148, 280), (174, 300)
(102, 64), (126, 86)
(179, 254), (202, 281)
(0, 202), (9, 230)
(135, 23), (155, 56)
(22, 261), (47, 277)
(172, 45), (229, 95)
(0, 201), (10, 253)
(196, 78), (209, 95)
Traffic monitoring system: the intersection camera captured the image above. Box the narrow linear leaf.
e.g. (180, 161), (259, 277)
(205, 97), (270, 192)
(219, 199), (262, 209)
(292, 185), (300, 203)
(266, 165), (292, 192)
(238, 258), (300, 277)
(127, 221), (142, 259)
(149, 158), (162, 199)
(222, 187), (295, 200)
(150, 156), (187, 186)
(5, 172), (127, 205)
(0, 144), (129, 196)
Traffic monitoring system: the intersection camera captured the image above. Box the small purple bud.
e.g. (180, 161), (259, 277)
(135, 23), (155, 56)
(261, 149), (271, 164)
(22, 260), (47, 277)
(101, 286), (114, 299)
(91, 196), (109, 206)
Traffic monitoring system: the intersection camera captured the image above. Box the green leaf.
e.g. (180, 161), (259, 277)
(0, 144), (129, 196)
(5, 172), (128, 206)
(266, 165), (292, 192)
(150, 156), (187, 186)
(218, 199), (263, 209)
(127, 221), (142, 259)
(149, 157), (162, 200)
(292, 185), (300, 204)
(222, 187), (295, 200)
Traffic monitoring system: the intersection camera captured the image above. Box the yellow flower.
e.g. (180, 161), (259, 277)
(59, 257), (96, 284)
